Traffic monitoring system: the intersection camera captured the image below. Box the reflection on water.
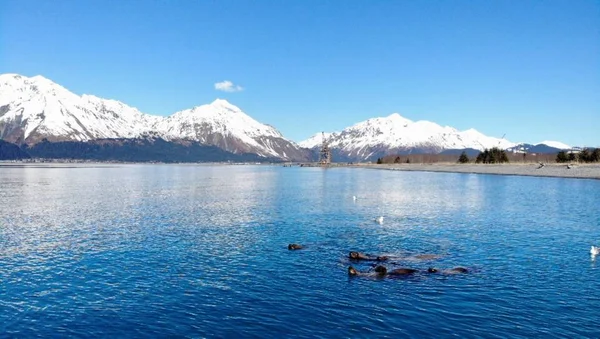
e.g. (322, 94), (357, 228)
(1, 164), (599, 337)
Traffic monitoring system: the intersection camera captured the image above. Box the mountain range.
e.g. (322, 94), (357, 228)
(0, 74), (310, 161)
(0, 73), (572, 162)
(299, 116), (571, 161)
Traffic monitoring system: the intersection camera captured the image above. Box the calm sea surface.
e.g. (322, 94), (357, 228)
(1, 164), (599, 338)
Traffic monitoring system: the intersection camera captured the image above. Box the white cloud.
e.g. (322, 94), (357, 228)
(214, 80), (244, 92)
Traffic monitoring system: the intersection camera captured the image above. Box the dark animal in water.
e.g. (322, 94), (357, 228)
(288, 244), (304, 250)
(427, 267), (468, 274)
(349, 251), (388, 261)
(348, 265), (417, 277)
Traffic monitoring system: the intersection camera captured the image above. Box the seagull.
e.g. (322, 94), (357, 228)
(591, 246), (600, 257)
(566, 164), (572, 169)
(353, 196), (357, 202)
(375, 216), (384, 224)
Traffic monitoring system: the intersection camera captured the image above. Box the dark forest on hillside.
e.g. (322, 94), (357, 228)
(0, 138), (277, 163)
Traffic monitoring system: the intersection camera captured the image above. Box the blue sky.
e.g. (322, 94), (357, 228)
(1, 0), (598, 146)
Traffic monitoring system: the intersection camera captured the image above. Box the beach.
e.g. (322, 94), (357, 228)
(363, 163), (600, 180)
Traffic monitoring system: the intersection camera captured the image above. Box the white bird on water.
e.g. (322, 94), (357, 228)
(375, 216), (384, 224)
(591, 246), (600, 257)
(353, 195), (357, 202)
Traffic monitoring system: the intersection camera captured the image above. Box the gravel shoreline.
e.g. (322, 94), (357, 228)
(365, 163), (600, 180)
(2, 161), (599, 180)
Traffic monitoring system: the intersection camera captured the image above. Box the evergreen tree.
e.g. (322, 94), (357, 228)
(592, 148), (600, 162)
(394, 156), (401, 163)
(556, 151), (568, 163)
(475, 150), (487, 163)
(499, 149), (509, 163)
(475, 147), (509, 164)
(0, 140), (30, 160)
(376, 157), (383, 164)
(578, 148), (591, 163)
(458, 151), (470, 163)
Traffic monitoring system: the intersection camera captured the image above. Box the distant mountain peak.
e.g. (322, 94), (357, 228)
(25, 74), (62, 88)
(1, 73), (73, 99)
(387, 112), (413, 123)
(30, 75), (52, 82)
(300, 112), (518, 161)
(183, 99), (244, 117)
(211, 98), (234, 106)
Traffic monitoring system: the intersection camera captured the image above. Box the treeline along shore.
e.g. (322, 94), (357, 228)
(375, 147), (600, 165)
(367, 147), (600, 180)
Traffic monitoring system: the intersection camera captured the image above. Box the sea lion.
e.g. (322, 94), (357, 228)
(348, 265), (386, 277)
(349, 251), (388, 261)
(375, 265), (417, 276)
(349, 265), (417, 277)
(447, 267), (468, 274)
(288, 243), (304, 250)
(427, 267), (468, 274)
(388, 268), (418, 276)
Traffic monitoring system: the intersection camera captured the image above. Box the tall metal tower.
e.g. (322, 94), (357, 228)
(319, 132), (331, 165)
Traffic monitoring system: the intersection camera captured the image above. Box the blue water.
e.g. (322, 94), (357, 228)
(1, 164), (599, 338)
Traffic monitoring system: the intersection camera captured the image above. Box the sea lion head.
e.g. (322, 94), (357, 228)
(348, 266), (359, 276)
(288, 244), (302, 250)
(427, 267), (438, 273)
(349, 251), (360, 259)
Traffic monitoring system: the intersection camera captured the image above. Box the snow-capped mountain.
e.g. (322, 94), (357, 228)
(506, 142), (571, 154)
(0, 74), (309, 161)
(0, 74), (157, 143)
(300, 113), (517, 161)
(154, 99), (309, 160)
(537, 141), (571, 150)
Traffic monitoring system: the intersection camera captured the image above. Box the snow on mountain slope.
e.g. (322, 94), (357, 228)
(458, 128), (515, 150)
(155, 99), (309, 160)
(537, 141), (571, 150)
(83, 94), (162, 132)
(0, 74), (154, 143)
(157, 99), (283, 141)
(300, 113), (517, 161)
(298, 132), (337, 149)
